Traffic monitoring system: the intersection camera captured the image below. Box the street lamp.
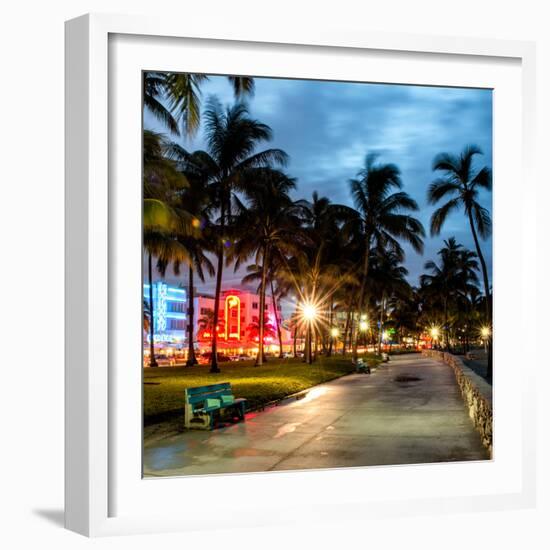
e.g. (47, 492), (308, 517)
(480, 325), (491, 354)
(300, 301), (318, 364)
(330, 327), (339, 338)
(302, 303), (318, 322)
(429, 326), (440, 349)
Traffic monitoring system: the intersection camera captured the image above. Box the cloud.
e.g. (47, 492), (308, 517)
(144, 75), (493, 288)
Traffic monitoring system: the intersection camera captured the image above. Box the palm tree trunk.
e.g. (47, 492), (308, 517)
(327, 297), (334, 356)
(377, 292), (385, 355)
(467, 210), (492, 381)
(210, 199), (226, 374)
(352, 241), (371, 361)
(308, 324), (313, 364)
(256, 245), (269, 366)
(348, 305), (356, 355)
(148, 252), (158, 367)
(210, 248), (223, 373)
(342, 304), (352, 355)
(271, 279), (284, 359)
(293, 324), (298, 357)
(186, 265), (197, 366)
(443, 296), (450, 351)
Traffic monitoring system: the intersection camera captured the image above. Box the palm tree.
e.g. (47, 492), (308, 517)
(161, 146), (216, 366)
(143, 300), (151, 334)
(198, 308), (216, 332)
(143, 72), (255, 136)
(421, 238), (479, 351)
(196, 100), (288, 372)
(241, 256), (291, 359)
(368, 249), (412, 353)
(229, 169), (304, 365)
(349, 154), (425, 360)
(246, 313), (277, 344)
(143, 130), (192, 367)
(428, 145), (492, 378)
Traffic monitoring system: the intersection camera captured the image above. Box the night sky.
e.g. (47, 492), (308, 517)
(144, 74), (493, 295)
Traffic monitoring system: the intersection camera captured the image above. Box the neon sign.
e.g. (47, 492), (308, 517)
(224, 295), (241, 340)
(156, 282), (168, 332)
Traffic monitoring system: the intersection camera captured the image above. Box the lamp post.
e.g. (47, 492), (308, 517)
(359, 318), (369, 350)
(429, 327), (440, 350)
(302, 302), (318, 364)
(480, 326), (491, 355)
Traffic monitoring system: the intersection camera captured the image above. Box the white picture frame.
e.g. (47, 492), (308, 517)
(65, 13), (537, 537)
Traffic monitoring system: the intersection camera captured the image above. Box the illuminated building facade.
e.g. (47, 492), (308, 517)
(195, 289), (291, 354)
(142, 283), (291, 355)
(143, 282), (187, 345)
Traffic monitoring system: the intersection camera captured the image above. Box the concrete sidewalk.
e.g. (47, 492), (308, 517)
(143, 354), (489, 477)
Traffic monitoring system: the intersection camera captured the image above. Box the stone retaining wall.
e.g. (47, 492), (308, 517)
(422, 350), (493, 457)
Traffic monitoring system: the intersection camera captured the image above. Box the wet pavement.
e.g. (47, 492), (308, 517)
(143, 354), (489, 477)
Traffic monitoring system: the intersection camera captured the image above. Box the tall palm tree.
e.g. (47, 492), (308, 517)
(143, 130), (192, 367)
(195, 100), (288, 372)
(229, 169), (304, 365)
(349, 153), (425, 360)
(241, 255), (290, 359)
(368, 249), (412, 353)
(162, 146), (217, 366)
(428, 145), (492, 378)
(143, 72), (255, 136)
(421, 238), (479, 351)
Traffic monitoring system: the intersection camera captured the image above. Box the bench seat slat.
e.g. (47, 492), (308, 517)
(186, 383), (231, 396)
(187, 391), (233, 405)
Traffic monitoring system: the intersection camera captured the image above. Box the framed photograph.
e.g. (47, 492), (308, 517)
(65, 13), (536, 536)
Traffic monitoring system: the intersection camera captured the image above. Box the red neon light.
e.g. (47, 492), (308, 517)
(224, 295), (241, 341)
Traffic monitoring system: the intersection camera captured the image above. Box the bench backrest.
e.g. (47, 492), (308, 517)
(184, 383), (234, 409)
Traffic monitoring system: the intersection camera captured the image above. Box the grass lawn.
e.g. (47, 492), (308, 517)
(143, 353), (381, 425)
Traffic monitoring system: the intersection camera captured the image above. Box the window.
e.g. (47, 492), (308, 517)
(200, 307), (210, 315)
(169, 302), (185, 313)
(169, 319), (185, 330)
(252, 302), (258, 309)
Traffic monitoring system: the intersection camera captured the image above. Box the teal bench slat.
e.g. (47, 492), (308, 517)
(186, 383), (231, 396)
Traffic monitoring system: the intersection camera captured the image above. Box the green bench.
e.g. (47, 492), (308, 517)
(355, 358), (371, 374)
(184, 383), (247, 430)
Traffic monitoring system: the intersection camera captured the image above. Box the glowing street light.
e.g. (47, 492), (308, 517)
(480, 325), (491, 354)
(480, 326), (491, 339)
(429, 326), (440, 350)
(299, 301), (319, 365)
(359, 320), (369, 332)
(302, 303), (318, 322)
(330, 327), (339, 338)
